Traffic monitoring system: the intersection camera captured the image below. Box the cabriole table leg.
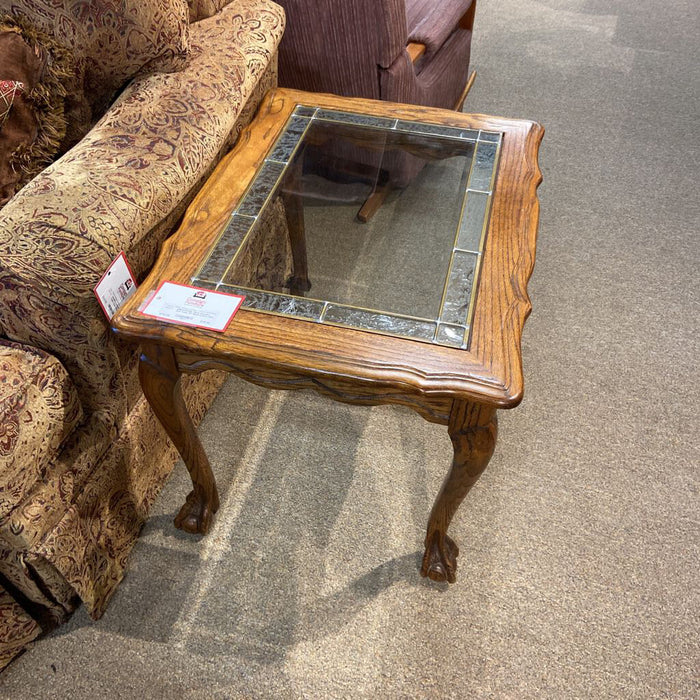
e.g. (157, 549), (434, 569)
(421, 400), (498, 583)
(138, 343), (220, 534)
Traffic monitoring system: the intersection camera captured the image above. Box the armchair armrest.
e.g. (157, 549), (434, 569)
(406, 0), (474, 56)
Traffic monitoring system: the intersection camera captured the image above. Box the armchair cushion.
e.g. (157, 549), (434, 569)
(0, 340), (82, 520)
(406, 0), (473, 56)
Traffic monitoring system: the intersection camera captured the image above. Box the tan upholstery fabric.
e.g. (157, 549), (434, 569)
(0, 583), (40, 671)
(8, 197), (290, 619)
(0, 0), (286, 434)
(4, 0), (191, 144)
(189, 0), (234, 22)
(0, 340), (82, 520)
(0, 544), (77, 627)
(0, 410), (115, 553)
(37, 369), (227, 618)
(0, 0), (286, 665)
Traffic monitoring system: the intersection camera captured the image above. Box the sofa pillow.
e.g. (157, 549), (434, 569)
(5, 0), (191, 148)
(0, 16), (69, 207)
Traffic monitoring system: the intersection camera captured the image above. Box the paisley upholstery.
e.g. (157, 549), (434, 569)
(0, 584), (40, 668)
(35, 369), (227, 618)
(4, 0), (191, 146)
(188, 0), (235, 22)
(0, 340), (82, 521)
(0, 0), (285, 426)
(0, 0), (285, 670)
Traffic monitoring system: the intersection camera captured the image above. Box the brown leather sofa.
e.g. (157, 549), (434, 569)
(0, 0), (286, 668)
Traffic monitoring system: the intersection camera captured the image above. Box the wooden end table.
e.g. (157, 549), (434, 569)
(112, 88), (543, 583)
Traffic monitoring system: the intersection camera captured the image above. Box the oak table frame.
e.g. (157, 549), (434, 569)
(112, 89), (543, 583)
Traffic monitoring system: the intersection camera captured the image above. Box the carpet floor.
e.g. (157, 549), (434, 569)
(1, 0), (697, 697)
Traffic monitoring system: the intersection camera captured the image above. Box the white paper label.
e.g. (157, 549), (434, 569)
(94, 252), (137, 319)
(140, 282), (244, 332)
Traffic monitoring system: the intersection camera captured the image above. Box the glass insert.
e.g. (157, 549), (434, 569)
(192, 106), (501, 349)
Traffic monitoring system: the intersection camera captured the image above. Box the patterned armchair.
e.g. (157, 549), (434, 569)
(0, 0), (286, 668)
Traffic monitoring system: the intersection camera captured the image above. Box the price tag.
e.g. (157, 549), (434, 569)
(94, 252), (137, 319)
(140, 282), (244, 332)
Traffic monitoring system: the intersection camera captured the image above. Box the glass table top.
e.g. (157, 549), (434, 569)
(191, 105), (502, 349)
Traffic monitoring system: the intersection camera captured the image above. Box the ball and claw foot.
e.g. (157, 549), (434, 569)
(173, 489), (219, 535)
(420, 531), (460, 583)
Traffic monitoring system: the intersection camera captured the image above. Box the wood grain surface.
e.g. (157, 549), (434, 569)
(421, 401), (498, 582)
(113, 89), (544, 409)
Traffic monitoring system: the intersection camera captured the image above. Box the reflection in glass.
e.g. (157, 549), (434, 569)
(436, 323), (467, 348)
(457, 191), (490, 252)
(193, 107), (501, 348)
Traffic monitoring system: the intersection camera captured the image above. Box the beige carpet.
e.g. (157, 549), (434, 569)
(1, 0), (698, 697)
